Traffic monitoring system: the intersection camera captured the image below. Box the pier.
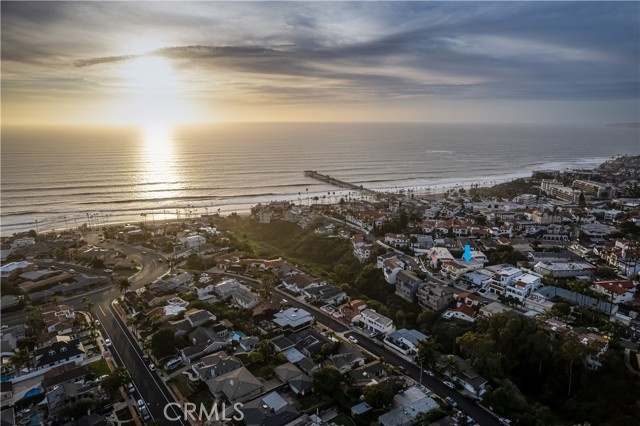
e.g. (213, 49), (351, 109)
(304, 170), (378, 195)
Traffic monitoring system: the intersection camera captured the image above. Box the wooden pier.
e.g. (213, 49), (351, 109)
(304, 170), (378, 195)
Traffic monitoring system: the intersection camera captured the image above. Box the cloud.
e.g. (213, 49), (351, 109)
(1, 1), (638, 123)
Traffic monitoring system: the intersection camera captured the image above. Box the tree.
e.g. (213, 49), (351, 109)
(312, 365), (342, 396)
(82, 296), (94, 314)
(560, 337), (588, 397)
(259, 272), (278, 300)
(151, 328), (177, 358)
(417, 339), (438, 369)
(363, 382), (394, 408)
(101, 367), (129, 396)
(116, 278), (132, 293)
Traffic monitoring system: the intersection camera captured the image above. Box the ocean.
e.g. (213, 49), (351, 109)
(1, 122), (638, 236)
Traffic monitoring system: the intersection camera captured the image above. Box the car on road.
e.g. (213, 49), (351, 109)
(97, 375), (109, 382)
(443, 381), (455, 389)
(348, 336), (358, 344)
(398, 366), (406, 373)
(104, 339), (112, 347)
(141, 251), (147, 255)
(140, 406), (151, 421)
(103, 269), (112, 273)
(445, 396), (458, 407)
(369, 331), (378, 338)
(137, 399), (146, 409)
(127, 383), (135, 394)
(94, 320), (101, 327)
(148, 363), (156, 371)
(424, 369), (435, 377)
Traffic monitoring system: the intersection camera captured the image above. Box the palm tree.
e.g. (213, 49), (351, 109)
(116, 278), (132, 293)
(81, 296), (94, 314)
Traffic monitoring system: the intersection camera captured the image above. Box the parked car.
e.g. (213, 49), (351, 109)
(127, 383), (136, 394)
(149, 363), (156, 371)
(137, 399), (146, 409)
(445, 396), (458, 407)
(425, 369), (435, 377)
(140, 406), (151, 421)
(443, 381), (455, 389)
(348, 336), (358, 344)
(104, 339), (112, 347)
(94, 320), (101, 327)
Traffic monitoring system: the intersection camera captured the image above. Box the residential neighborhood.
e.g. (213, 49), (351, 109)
(1, 155), (640, 426)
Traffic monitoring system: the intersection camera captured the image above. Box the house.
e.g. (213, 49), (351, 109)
(382, 257), (406, 284)
(339, 300), (368, 322)
(459, 269), (493, 287)
(383, 329), (428, 356)
(428, 247), (454, 269)
(178, 234), (206, 249)
(533, 261), (596, 278)
(274, 363), (313, 395)
(436, 354), (488, 397)
(34, 339), (84, 370)
(296, 357), (320, 376)
(384, 233), (409, 248)
(273, 308), (314, 332)
(242, 391), (300, 426)
(42, 364), (89, 391)
(214, 278), (241, 299)
(0, 261), (34, 279)
(358, 309), (395, 335)
(591, 280), (636, 304)
(192, 352), (242, 381)
(290, 329), (330, 358)
(417, 281), (454, 311)
(206, 366), (263, 403)
(184, 309), (216, 328)
(328, 344), (365, 374)
(181, 327), (227, 362)
(271, 335), (295, 353)
(232, 288), (261, 309)
(504, 273), (542, 302)
(239, 336), (260, 352)
(348, 361), (386, 388)
(378, 394), (439, 426)
(302, 283), (347, 306)
(281, 273), (319, 294)
(443, 304), (478, 322)
(43, 305), (75, 334)
(394, 270), (422, 302)
(193, 280), (217, 300)
(351, 234), (373, 262)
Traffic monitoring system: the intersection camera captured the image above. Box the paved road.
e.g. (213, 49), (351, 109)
(345, 330), (500, 426)
(95, 302), (188, 426)
(2, 239), (181, 425)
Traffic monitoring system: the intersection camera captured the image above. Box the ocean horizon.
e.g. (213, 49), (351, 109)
(1, 122), (638, 236)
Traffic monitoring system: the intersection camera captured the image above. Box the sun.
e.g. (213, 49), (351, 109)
(120, 55), (190, 125)
(124, 56), (176, 92)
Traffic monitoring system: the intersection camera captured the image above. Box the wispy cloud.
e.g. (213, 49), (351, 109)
(2, 1), (638, 124)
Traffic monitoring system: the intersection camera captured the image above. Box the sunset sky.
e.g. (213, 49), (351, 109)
(2, 1), (639, 125)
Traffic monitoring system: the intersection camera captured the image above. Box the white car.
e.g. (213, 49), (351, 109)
(104, 339), (112, 347)
(149, 363), (156, 371)
(443, 381), (455, 389)
(137, 399), (146, 409)
(445, 396), (458, 407)
(348, 336), (358, 344)
(127, 383), (136, 394)
(94, 320), (101, 327)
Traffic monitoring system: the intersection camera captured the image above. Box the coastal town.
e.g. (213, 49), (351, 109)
(1, 155), (640, 426)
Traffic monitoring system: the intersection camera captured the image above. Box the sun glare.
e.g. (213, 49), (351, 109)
(119, 55), (193, 126)
(125, 56), (176, 92)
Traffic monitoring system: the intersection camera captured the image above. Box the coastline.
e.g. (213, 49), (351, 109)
(0, 154), (624, 237)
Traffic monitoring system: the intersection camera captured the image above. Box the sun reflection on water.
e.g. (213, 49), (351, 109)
(139, 124), (182, 199)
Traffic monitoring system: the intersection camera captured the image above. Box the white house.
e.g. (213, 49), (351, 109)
(358, 309), (395, 335)
(504, 273), (542, 302)
(383, 329), (428, 356)
(428, 247), (454, 269)
(590, 280), (636, 304)
(178, 235), (206, 250)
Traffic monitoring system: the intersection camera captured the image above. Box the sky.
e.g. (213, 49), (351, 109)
(1, 1), (639, 125)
